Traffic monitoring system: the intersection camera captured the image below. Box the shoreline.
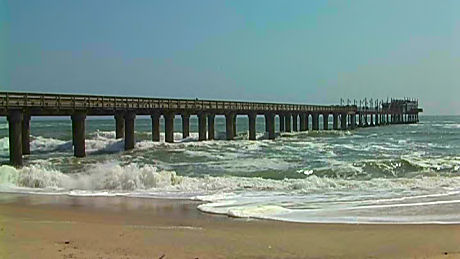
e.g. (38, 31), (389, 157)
(1, 193), (460, 258)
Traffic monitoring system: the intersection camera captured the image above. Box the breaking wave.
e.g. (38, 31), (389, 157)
(2, 161), (460, 224)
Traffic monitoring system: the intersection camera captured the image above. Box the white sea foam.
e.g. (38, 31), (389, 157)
(2, 161), (460, 223)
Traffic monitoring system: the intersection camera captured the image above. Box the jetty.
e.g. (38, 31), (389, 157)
(1, 92), (422, 167)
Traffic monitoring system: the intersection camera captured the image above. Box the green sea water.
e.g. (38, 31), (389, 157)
(0, 115), (459, 223)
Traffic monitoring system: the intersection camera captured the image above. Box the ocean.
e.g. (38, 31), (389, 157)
(1, 115), (459, 224)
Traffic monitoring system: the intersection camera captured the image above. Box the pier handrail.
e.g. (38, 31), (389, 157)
(0, 91), (357, 113)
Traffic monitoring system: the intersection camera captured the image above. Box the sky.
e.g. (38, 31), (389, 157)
(0, 0), (459, 115)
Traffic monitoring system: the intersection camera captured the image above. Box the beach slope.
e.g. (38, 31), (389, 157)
(1, 194), (459, 259)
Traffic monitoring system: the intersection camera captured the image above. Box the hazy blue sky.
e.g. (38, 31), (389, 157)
(1, 0), (459, 114)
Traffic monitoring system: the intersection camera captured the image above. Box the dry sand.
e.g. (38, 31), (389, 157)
(0, 193), (459, 259)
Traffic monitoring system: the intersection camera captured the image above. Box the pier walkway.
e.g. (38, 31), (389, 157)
(1, 92), (422, 167)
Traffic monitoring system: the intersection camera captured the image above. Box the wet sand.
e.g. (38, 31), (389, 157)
(0, 193), (459, 258)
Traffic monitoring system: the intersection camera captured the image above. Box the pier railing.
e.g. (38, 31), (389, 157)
(0, 92), (356, 114)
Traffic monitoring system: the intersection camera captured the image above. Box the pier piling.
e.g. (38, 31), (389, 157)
(285, 114), (292, 132)
(265, 113), (275, 140)
(7, 110), (23, 167)
(181, 114), (190, 139)
(207, 114), (215, 140)
(248, 113), (256, 140)
(124, 111), (135, 150)
(341, 113), (347, 130)
(22, 113), (30, 155)
(71, 112), (86, 157)
(115, 112), (125, 139)
(323, 113), (329, 130)
(164, 113), (175, 143)
(300, 113), (307, 131)
(151, 113), (161, 141)
(292, 114), (298, 132)
(312, 113), (319, 130)
(333, 113), (339, 130)
(226, 113), (235, 140)
(198, 113), (207, 141)
(279, 114), (285, 132)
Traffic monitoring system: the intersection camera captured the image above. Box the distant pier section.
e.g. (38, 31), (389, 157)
(0, 92), (422, 167)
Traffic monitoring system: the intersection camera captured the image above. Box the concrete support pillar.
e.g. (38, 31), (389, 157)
(279, 114), (285, 132)
(306, 114), (310, 131)
(285, 113), (292, 132)
(292, 114), (298, 131)
(115, 112), (125, 139)
(7, 110), (23, 167)
(150, 113), (160, 142)
(71, 112), (86, 157)
(300, 113), (307, 131)
(233, 115), (237, 136)
(341, 113), (347, 130)
(124, 111), (135, 150)
(350, 114), (356, 129)
(225, 113), (235, 140)
(198, 113), (207, 141)
(22, 113), (31, 155)
(181, 114), (190, 139)
(386, 113), (389, 124)
(333, 113), (339, 130)
(164, 113), (175, 143)
(323, 113), (329, 130)
(312, 113), (319, 130)
(265, 113), (275, 140)
(207, 114), (215, 140)
(358, 114), (363, 127)
(248, 113), (256, 140)
(375, 113), (379, 126)
(370, 113), (374, 126)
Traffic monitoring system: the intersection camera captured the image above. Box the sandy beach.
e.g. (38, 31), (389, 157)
(0, 194), (458, 259)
